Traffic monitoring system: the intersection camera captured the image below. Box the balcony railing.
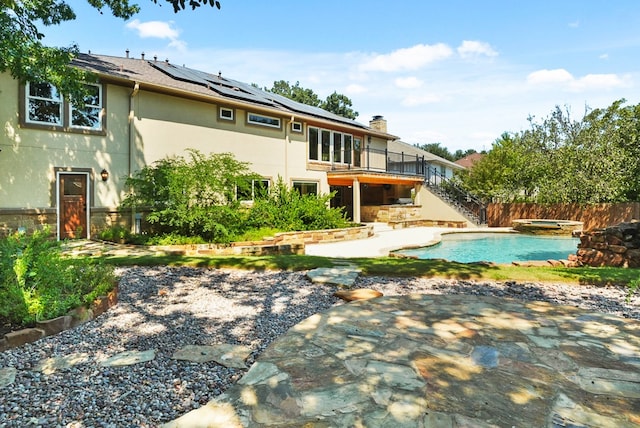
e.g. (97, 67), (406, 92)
(332, 146), (427, 176)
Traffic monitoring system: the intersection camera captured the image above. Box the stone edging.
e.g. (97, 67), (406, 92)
(0, 285), (119, 352)
(150, 224), (375, 256)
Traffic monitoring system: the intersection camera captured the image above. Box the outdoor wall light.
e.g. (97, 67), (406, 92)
(100, 169), (109, 182)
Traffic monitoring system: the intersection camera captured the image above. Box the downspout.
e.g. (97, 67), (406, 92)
(129, 82), (140, 231)
(285, 115), (295, 183)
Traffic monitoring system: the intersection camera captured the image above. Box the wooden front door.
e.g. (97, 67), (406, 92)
(59, 174), (88, 239)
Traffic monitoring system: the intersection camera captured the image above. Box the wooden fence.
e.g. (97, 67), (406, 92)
(486, 203), (640, 231)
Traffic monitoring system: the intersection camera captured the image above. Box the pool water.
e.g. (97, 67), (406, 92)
(396, 233), (580, 264)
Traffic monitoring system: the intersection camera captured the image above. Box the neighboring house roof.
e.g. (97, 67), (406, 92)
(455, 152), (484, 168)
(71, 53), (397, 139)
(387, 140), (465, 170)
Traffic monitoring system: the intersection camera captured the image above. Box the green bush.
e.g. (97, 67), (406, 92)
(0, 229), (117, 326)
(98, 225), (131, 243)
(245, 177), (351, 232)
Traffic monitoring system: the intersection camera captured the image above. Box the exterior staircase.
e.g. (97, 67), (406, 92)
(424, 169), (487, 226)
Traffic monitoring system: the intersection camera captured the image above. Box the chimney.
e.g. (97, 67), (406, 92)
(370, 115), (387, 133)
(125, 49), (129, 58)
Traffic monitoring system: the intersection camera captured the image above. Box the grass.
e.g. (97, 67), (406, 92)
(101, 253), (639, 287)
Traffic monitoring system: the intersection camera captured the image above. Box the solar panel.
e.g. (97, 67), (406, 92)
(149, 61), (368, 128)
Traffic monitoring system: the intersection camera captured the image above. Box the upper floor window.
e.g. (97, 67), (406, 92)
(248, 112), (281, 128)
(308, 126), (355, 165)
(24, 82), (104, 132)
(70, 84), (102, 130)
(26, 82), (63, 125)
(291, 121), (303, 133)
(219, 107), (234, 121)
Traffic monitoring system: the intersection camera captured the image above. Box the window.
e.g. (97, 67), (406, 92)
(293, 181), (317, 196)
(308, 126), (356, 165)
(238, 179), (270, 201)
(248, 112), (281, 128)
(219, 107), (234, 121)
(291, 121), (303, 133)
(70, 84), (102, 130)
(26, 82), (62, 125)
(309, 128), (319, 160)
(24, 81), (104, 132)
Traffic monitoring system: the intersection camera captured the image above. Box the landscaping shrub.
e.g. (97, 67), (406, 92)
(245, 177), (351, 232)
(0, 229), (117, 326)
(121, 149), (258, 243)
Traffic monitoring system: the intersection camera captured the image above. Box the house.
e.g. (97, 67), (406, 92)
(0, 53), (473, 239)
(455, 152), (484, 169)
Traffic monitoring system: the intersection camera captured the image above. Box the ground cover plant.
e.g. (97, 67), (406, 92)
(0, 229), (116, 329)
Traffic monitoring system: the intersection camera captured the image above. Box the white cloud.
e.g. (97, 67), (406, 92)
(360, 43), (453, 72)
(345, 84), (368, 95)
(527, 68), (574, 84)
(395, 76), (423, 89)
(569, 20), (580, 28)
(126, 19), (179, 39)
(402, 93), (441, 106)
(599, 53), (609, 60)
(126, 19), (186, 50)
(457, 40), (498, 59)
(527, 68), (627, 91)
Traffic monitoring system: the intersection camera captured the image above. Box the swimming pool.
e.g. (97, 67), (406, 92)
(394, 232), (580, 264)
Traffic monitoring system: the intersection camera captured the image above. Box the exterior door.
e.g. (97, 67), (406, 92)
(59, 174), (88, 239)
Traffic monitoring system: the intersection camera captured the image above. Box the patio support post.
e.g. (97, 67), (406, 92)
(352, 177), (361, 224)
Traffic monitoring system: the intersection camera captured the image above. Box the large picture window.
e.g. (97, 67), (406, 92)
(24, 82), (104, 132)
(308, 126), (356, 166)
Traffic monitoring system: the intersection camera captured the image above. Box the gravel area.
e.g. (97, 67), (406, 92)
(0, 266), (638, 427)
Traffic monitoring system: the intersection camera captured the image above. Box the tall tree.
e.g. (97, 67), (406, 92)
(1, 0), (220, 104)
(322, 91), (358, 119)
(265, 80), (359, 120)
(416, 143), (455, 161)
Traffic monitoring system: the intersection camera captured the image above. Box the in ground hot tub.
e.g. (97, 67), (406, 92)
(512, 219), (583, 235)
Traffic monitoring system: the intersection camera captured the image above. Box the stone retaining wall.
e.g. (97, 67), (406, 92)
(361, 205), (422, 223)
(388, 219), (467, 229)
(574, 220), (640, 267)
(152, 224), (375, 256)
(0, 286), (118, 352)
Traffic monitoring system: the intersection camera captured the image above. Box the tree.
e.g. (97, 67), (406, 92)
(1, 0), (220, 104)
(268, 80), (323, 107)
(265, 80), (359, 119)
(416, 143), (455, 161)
(322, 91), (358, 120)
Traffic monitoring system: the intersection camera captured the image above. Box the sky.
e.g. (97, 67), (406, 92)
(41, 0), (640, 152)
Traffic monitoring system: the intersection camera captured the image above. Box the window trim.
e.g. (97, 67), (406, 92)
(291, 121), (303, 133)
(247, 112), (281, 129)
(292, 180), (318, 196)
(69, 83), (103, 130)
(308, 126), (355, 166)
(20, 81), (106, 135)
(219, 106), (235, 122)
(25, 82), (63, 126)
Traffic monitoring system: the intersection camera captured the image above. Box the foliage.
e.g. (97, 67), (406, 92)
(416, 143), (456, 162)
(0, 229), (116, 326)
(1, 0), (220, 104)
(99, 225), (131, 243)
(232, 227), (282, 243)
(144, 233), (206, 245)
(122, 149), (258, 243)
(456, 100), (640, 204)
(628, 278), (640, 302)
(265, 80), (359, 119)
(245, 177), (352, 232)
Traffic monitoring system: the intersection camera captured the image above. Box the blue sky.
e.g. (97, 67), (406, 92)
(42, 0), (640, 151)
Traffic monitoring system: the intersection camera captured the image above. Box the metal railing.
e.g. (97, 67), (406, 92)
(332, 146), (427, 176)
(425, 167), (487, 225)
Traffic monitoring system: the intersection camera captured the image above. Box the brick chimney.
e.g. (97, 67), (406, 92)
(369, 115), (387, 133)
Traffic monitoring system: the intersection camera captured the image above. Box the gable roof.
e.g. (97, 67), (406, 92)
(455, 152), (484, 168)
(387, 140), (465, 170)
(71, 53), (397, 139)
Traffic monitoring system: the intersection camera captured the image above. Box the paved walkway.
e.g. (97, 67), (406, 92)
(164, 293), (640, 427)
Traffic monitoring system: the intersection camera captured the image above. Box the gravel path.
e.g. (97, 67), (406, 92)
(0, 266), (638, 427)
